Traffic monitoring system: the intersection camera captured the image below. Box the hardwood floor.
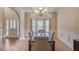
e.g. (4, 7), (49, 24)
(0, 38), (29, 51)
(0, 37), (73, 51)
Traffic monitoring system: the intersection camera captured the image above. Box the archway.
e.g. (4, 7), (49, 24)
(3, 7), (20, 39)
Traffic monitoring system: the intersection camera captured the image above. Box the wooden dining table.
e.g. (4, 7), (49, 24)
(29, 36), (55, 51)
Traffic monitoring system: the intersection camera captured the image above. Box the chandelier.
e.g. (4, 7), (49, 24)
(34, 8), (47, 16)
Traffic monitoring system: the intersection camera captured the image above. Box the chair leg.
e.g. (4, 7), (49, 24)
(52, 41), (55, 51)
(29, 41), (31, 51)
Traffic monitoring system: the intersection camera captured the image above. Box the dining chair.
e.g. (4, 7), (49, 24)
(52, 32), (55, 40)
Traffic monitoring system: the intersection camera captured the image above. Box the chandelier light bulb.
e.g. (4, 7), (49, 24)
(39, 8), (43, 10)
(44, 9), (47, 12)
(34, 8), (47, 15)
(35, 10), (39, 14)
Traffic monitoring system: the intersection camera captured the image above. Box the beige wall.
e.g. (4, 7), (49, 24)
(51, 12), (57, 37)
(57, 7), (79, 33)
(25, 13), (31, 34)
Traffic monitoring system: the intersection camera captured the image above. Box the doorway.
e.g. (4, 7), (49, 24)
(3, 8), (20, 39)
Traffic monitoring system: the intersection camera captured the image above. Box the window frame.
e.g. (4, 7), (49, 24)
(32, 18), (50, 32)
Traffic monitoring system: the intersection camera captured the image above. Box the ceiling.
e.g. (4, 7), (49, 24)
(20, 7), (60, 13)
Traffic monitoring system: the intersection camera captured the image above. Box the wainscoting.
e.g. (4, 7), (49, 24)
(57, 30), (79, 50)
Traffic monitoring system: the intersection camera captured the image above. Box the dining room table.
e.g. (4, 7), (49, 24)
(29, 31), (55, 51)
